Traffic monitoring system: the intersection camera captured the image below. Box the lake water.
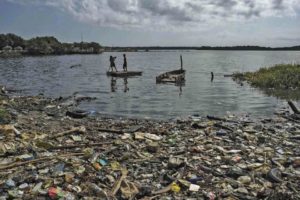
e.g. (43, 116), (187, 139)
(1, 51), (300, 119)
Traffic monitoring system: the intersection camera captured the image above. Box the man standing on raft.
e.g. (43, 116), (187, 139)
(109, 55), (118, 72)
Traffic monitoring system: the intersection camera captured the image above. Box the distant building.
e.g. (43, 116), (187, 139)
(72, 47), (81, 53)
(2, 45), (13, 51)
(104, 47), (112, 52)
(86, 47), (94, 53)
(14, 46), (23, 52)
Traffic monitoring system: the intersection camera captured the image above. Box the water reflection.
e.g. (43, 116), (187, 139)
(124, 78), (129, 93)
(260, 88), (300, 101)
(110, 77), (129, 93)
(110, 77), (117, 92)
(232, 78), (300, 100)
(176, 83), (184, 96)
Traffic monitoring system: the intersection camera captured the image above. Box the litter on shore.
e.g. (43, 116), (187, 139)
(0, 88), (300, 199)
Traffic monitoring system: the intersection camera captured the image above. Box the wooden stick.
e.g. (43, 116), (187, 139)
(289, 135), (300, 140)
(97, 128), (123, 134)
(0, 152), (84, 170)
(48, 126), (86, 139)
(224, 74), (233, 77)
(180, 55), (183, 70)
(152, 166), (186, 195)
(283, 116), (300, 123)
(288, 101), (300, 114)
(112, 168), (128, 196)
(214, 123), (234, 132)
(207, 115), (239, 123)
(152, 183), (172, 195)
(49, 142), (114, 150)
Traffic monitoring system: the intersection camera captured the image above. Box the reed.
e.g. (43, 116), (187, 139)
(234, 64), (300, 89)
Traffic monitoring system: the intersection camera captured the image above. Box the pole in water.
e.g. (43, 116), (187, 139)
(211, 72), (214, 82)
(288, 100), (300, 114)
(180, 55), (183, 70)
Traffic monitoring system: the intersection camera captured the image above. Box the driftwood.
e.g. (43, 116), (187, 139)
(112, 168), (128, 196)
(70, 64), (82, 69)
(48, 126), (122, 141)
(97, 128), (123, 134)
(288, 101), (300, 114)
(224, 74), (234, 77)
(49, 142), (114, 150)
(0, 152), (84, 170)
(152, 183), (172, 195)
(106, 71), (142, 77)
(48, 126), (86, 140)
(282, 115), (300, 123)
(214, 123), (234, 132)
(152, 165), (186, 195)
(289, 135), (300, 140)
(207, 115), (252, 124)
(207, 115), (238, 123)
(207, 115), (226, 121)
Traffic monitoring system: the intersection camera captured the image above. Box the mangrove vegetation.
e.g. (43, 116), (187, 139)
(0, 33), (103, 56)
(233, 64), (300, 100)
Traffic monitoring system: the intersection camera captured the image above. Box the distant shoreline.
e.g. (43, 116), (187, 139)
(0, 51), (102, 57)
(1, 48), (300, 57)
(1, 33), (300, 56)
(105, 46), (300, 52)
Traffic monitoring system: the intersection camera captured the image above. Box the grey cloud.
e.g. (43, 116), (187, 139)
(211, 0), (238, 9)
(5, 0), (300, 30)
(273, 0), (285, 10)
(185, 2), (203, 11)
(238, 9), (261, 19)
(107, 0), (125, 12)
(244, 0), (255, 8)
(138, 0), (193, 22)
(107, 0), (132, 13)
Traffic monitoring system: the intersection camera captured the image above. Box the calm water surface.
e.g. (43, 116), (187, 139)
(1, 51), (300, 119)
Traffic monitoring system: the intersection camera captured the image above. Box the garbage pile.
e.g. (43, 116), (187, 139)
(0, 92), (300, 199)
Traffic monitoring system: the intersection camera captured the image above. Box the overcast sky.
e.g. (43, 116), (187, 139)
(1, 0), (300, 47)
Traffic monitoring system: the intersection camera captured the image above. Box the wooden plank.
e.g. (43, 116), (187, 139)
(106, 71), (142, 77)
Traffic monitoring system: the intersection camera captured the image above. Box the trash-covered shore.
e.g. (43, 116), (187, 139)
(0, 87), (300, 200)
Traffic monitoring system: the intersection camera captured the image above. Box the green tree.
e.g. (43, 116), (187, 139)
(0, 34), (9, 49)
(6, 33), (25, 48)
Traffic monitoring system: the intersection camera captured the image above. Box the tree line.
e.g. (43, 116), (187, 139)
(109, 45), (300, 51)
(0, 33), (103, 55)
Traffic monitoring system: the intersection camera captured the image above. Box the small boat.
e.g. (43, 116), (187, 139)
(156, 69), (185, 83)
(106, 71), (142, 77)
(156, 55), (185, 83)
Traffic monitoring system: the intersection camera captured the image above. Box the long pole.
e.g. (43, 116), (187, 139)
(180, 55), (183, 70)
(81, 32), (83, 51)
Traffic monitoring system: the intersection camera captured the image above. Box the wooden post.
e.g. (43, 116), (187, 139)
(180, 55), (183, 70)
(288, 101), (300, 114)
